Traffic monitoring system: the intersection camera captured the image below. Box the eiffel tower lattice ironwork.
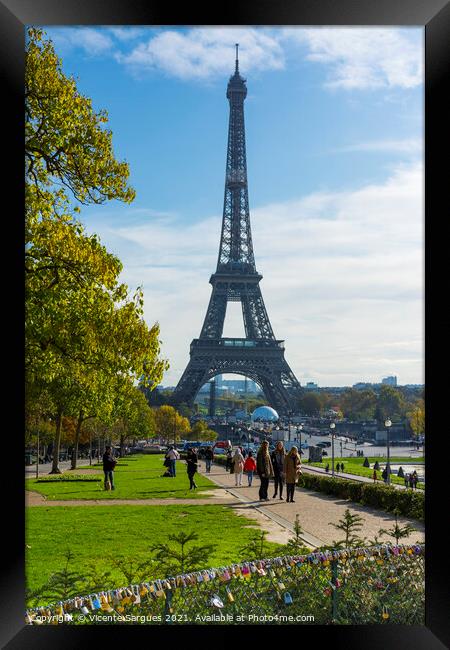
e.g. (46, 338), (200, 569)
(172, 46), (302, 413)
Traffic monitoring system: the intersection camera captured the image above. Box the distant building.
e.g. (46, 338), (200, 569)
(305, 382), (318, 390)
(382, 376), (397, 387)
(221, 379), (259, 393)
(352, 382), (376, 390)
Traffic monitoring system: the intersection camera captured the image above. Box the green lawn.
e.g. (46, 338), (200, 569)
(26, 454), (216, 500)
(308, 456), (425, 489)
(26, 505), (286, 601)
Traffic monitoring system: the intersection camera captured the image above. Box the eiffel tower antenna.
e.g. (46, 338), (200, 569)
(173, 49), (302, 413)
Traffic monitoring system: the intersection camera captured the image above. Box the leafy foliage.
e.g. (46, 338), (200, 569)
(299, 472), (424, 520)
(285, 515), (311, 555)
(328, 509), (367, 549)
(149, 531), (217, 576)
(25, 28), (169, 472)
(378, 509), (416, 544)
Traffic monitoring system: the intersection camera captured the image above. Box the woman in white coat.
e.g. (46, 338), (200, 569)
(232, 448), (245, 486)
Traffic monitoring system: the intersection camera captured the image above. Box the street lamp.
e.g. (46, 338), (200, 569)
(384, 419), (392, 485)
(330, 422), (336, 477)
(36, 429), (40, 479)
(287, 410), (292, 442)
(297, 424), (303, 454)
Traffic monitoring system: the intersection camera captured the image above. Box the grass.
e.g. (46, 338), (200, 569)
(25, 505), (286, 597)
(26, 454), (216, 500)
(308, 456), (425, 490)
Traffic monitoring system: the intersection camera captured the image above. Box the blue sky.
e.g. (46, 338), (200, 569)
(39, 26), (424, 387)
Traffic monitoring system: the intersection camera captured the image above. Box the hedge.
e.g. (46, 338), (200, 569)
(36, 475), (102, 483)
(209, 458), (424, 520)
(298, 473), (424, 521)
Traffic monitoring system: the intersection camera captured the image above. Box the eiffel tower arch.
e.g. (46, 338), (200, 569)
(172, 46), (302, 414)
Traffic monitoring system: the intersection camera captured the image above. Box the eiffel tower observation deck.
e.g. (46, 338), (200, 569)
(173, 45), (302, 413)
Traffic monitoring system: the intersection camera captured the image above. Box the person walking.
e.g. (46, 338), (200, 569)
(408, 473), (414, 489)
(102, 445), (117, 491)
(412, 471), (418, 490)
(186, 447), (198, 490)
(204, 446), (214, 474)
(233, 448), (245, 487)
(404, 472), (409, 488)
(243, 451), (257, 487)
(256, 441), (274, 501)
(226, 448), (233, 473)
(372, 468), (378, 482)
(270, 441), (286, 500)
(382, 467), (388, 484)
(325, 463), (329, 473)
(284, 446), (302, 503)
(336, 462), (340, 473)
(166, 446), (180, 478)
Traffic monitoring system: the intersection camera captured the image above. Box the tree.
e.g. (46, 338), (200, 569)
(25, 29), (168, 472)
(328, 509), (367, 549)
(285, 515), (311, 555)
(26, 28), (134, 206)
(375, 386), (405, 425)
(407, 400), (425, 439)
(187, 420), (218, 442)
(239, 531), (271, 560)
(110, 382), (157, 456)
(154, 405), (190, 445)
(378, 509), (416, 544)
(298, 392), (323, 416)
(149, 531), (216, 577)
(339, 389), (377, 421)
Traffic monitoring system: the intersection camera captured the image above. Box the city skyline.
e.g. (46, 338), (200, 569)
(42, 26), (424, 387)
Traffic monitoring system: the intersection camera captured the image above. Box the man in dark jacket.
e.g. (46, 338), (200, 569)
(204, 446), (214, 473)
(186, 448), (198, 490)
(102, 446), (117, 490)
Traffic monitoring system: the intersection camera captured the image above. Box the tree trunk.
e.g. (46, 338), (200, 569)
(71, 410), (84, 470)
(50, 407), (63, 474)
(120, 433), (125, 458)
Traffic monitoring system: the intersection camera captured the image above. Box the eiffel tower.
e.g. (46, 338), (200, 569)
(173, 45), (302, 414)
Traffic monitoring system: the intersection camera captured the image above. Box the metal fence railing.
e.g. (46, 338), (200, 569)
(26, 543), (424, 625)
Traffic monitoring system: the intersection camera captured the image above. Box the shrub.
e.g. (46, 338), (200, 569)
(36, 475), (102, 483)
(299, 472), (423, 520)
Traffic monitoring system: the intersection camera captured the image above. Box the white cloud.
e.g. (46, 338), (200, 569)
(49, 27), (114, 55)
(330, 138), (423, 155)
(115, 27), (285, 79)
(283, 27), (423, 90)
(46, 26), (423, 92)
(87, 162), (423, 387)
(107, 27), (146, 41)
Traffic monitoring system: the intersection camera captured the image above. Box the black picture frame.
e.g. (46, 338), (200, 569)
(2, 0), (448, 647)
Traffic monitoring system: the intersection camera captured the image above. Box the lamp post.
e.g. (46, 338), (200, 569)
(35, 429), (40, 479)
(330, 422), (336, 477)
(384, 419), (392, 485)
(297, 424), (303, 455)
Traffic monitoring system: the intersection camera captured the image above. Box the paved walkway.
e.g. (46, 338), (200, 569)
(195, 461), (425, 549)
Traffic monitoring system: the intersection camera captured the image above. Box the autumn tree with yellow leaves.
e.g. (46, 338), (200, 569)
(25, 29), (168, 472)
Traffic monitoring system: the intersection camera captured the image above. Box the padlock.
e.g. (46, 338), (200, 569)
(284, 592), (293, 605)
